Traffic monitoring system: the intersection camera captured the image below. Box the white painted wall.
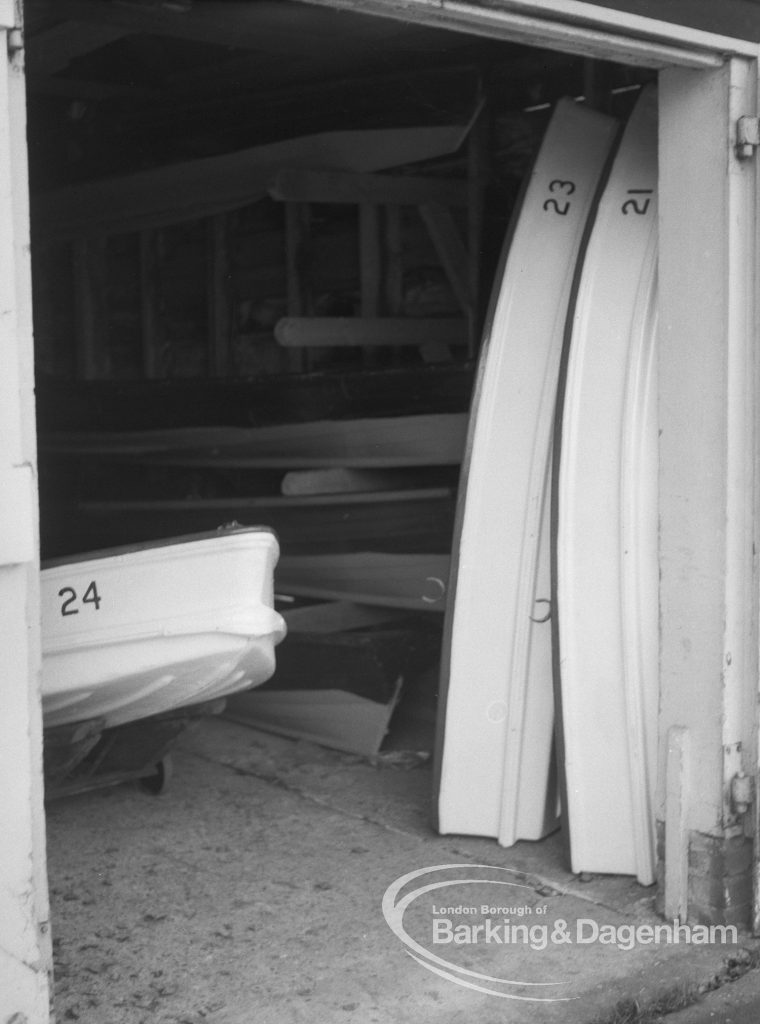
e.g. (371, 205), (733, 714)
(0, 6), (52, 1020)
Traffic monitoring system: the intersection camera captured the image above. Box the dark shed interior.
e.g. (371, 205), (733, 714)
(26, 0), (651, 756)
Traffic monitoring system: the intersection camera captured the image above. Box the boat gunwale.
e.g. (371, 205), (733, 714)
(41, 524), (280, 570)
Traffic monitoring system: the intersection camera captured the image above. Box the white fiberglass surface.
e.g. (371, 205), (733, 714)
(437, 98), (618, 844)
(555, 86), (658, 883)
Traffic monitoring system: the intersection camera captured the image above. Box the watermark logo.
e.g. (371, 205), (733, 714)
(381, 864), (738, 1002)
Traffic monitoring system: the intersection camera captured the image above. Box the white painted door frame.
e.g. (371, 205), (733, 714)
(2, 8), (759, 1021)
(297, 0), (760, 923)
(298, 0), (758, 66)
(0, 0), (53, 1019)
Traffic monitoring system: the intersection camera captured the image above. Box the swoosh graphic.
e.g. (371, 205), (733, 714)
(382, 864), (574, 999)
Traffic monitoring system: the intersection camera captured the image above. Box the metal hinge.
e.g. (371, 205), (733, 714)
(6, 26), (22, 55)
(736, 116), (760, 159)
(730, 771), (754, 816)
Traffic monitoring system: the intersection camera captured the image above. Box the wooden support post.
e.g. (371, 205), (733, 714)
(360, 203), (382, 368)
(385, 205), (403, 316)
(360, 203), (381, 318)
(207, 213), (231, 377)
(419, 202), (472, 317)
(285, 201), (309, 372)
(139, 228), (162, 379)
(664, 726), (690, 922)
(385, 205), (404, 367)
(467, 106), (489, 356)
(72, 235), (107, 380)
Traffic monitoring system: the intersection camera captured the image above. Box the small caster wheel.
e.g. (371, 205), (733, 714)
(139, 754), (173, 795)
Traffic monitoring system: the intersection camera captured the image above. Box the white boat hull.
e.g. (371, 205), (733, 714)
(42, 527), (286, 728)
(435, 99), (618, 845)
(554, 87), (659, 884)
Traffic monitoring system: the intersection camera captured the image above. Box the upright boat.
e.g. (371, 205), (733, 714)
(41, 525), (286, 729)
(434, 99), (618, 845)
(553, 87), (659, 884)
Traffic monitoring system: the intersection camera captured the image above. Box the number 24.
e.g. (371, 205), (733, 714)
(59, 581), (102, 616)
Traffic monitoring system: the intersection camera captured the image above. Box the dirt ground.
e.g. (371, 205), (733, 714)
(45, 716), (759, 1024)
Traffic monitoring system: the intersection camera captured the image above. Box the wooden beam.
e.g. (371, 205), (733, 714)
(35, 364), (475, 432)
(41, 412), (469, 467)
(282, 601), (406, 634)
(33, 125), (469, 242)
(269, 167), (468, 208)
(275, 316), (467, 348)
(44, 488), (456, 558)
(53, 0), (430, 56)
(281, 468), (432, 496)
(26, 20), (128, 75)
(26, 73), (158, 101)
(419, 202), (472, 315)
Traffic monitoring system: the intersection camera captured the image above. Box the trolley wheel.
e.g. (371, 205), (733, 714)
(139, 754), (173, 795)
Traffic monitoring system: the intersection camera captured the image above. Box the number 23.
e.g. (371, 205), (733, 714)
(543, 179), (575, 216)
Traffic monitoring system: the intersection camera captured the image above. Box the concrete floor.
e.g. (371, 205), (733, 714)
(46, 716), (759, 1024)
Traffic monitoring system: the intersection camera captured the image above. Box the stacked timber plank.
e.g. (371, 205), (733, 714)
(39, 384), (463, 755)
(39, 401), (458, 752)
(38, 414), (463, 559)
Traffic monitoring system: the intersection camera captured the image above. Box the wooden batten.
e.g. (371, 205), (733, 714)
(275, 316), (466, 348)
(35, 366), (475, 432)
(276, 552), (450, 611)
(269, 167), (468, 208)
(40, 413), (468, 467)
(281, 601), (405, 634)
(281, 468), (441, 495)
(42, 488), (456, 559)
